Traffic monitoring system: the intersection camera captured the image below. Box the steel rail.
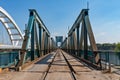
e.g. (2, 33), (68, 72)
(40, 51), (58, 80)
(61, 50), (77, 80)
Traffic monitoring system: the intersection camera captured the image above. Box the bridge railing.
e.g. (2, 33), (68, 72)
(98, 51), (120, 71)
(0, 49), (32, 68)
(62, 49), (120, 72)
(0, 50), (19, 68)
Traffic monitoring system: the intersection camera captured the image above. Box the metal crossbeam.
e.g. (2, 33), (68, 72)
(12, 39), (23, 41)
(3, 21), (11, 23)
(10, 33), (20, 35)
(0, 15), (6, 18)
(15, 9), (56, 71)
(7, 27), (16, 29)
(29, 9), (50, 36)
(61, 9), (100, 67)
(68, 9), (88, 36)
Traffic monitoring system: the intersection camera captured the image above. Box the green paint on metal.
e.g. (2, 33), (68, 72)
(0, 51), (19, 68)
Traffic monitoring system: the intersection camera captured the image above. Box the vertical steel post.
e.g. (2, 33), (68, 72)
(51, 38), (53, 51)
(48, 37), (50, 53)
(31, 21), (35, 61)
(41, 29), (45, 56)
(83, 19), (88, 60)
(66, 37), (68, 52)
(72, 32), (75, 54)
(73, 30), (78, 55)
(50, 37), (51, 52)
(84, 10), (99, 64)
(34, 23), (40, 58)
(47, 36), (49, 53)
(44, 33), (46, 55)
(108, 52), (111, 72)
(39, 26), (42, 56)
(77, 25), (80, 56)
(68, 36), (70, 53)
(45, 34), (48, 54)
(70, 35), (72, 54)
(73, 30), (77, 55)
(71, 34), (73, 54)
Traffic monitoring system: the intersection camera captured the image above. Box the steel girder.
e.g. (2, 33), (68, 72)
(61, 9), (100, 65)
(15, 9), (56, 70)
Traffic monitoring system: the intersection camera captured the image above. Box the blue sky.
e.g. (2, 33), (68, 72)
(0, 0), (120, 43)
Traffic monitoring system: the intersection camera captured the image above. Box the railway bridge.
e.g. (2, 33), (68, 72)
(0, 7), (120, 80)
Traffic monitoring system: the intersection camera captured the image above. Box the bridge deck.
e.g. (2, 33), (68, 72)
(0, 49), (119, 80)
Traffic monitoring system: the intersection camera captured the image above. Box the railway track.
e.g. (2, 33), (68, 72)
(40, 50), (58, 80)
(61, 50), (77, 80)
(2, 49), (117, 80)
(40, 49), (77, 80)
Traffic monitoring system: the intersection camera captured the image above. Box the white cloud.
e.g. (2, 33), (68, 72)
(96, 32), (106, 37)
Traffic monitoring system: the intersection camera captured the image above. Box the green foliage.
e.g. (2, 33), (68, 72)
(115, 43), (120, 52)
(96, 43), (116, 50)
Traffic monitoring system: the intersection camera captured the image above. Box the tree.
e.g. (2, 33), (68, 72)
(115, 43), (120, 52)
(96, 43), (116, 50)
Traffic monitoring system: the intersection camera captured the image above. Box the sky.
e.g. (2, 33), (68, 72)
(0, 0), (120, 43)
